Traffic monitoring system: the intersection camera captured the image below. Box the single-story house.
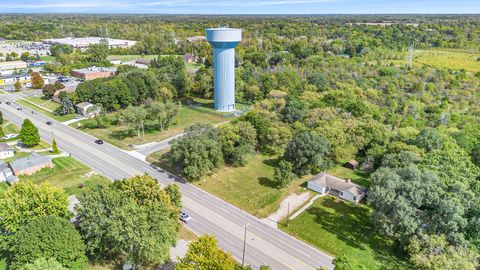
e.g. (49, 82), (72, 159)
(0, 161), (18, 185)
(76, 102), (100, 118)
(10, 152), (53, 176)
(0, 143), (14, 159)
(344, 159), (359, 170)
(307, 172), (367, 203)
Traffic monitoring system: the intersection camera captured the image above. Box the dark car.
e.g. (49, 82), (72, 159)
(16, 107), (22, 111)
(95, 139), (104, 145)
(46, 121), (53, 125)
(6, 102), (10, 105)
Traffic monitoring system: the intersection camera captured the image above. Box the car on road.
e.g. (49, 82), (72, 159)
(46, 121), (53, 125)
(95, 139), (104, 145)
(6, 102), (10, 105)
(16, 107), (22, 111)
(31, 111), (36, 114)
(180, 212), (191, 223)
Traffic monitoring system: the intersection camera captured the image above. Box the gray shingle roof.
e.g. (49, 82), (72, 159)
(10, 152), (51, 172)
(0, 143), (13, 152)
(0, 160), (9, 171)
(309, 172), (367, 197)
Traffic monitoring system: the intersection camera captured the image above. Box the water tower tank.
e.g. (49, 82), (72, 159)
(206, 28), (242, 112)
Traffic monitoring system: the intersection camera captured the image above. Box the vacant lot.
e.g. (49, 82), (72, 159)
(20, 156), (111, 196)
(73, 99), (244, 150)
(16, 99), (76, 122)
(149, 151), (308, 218)
(414, 49), (480, 72)
(281, 196), (409, 270)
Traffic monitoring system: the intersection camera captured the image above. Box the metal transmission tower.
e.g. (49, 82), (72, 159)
(408, 42), (414, 67)
(206, 28), (242, 112)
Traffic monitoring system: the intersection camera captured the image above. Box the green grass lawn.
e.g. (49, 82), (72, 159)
(20, 156), (111, 196)
(24, 96), (60, 111)
(72, 98), (243, 150)
(2, 120), (20, 134)
(281, 196), (409, 270)
(39, 55), (55, 61)
(16, 99), (76, 122)
(148, 151), (307, 218)
(327, 165), (370, 187)
(0, 182), (8, 198)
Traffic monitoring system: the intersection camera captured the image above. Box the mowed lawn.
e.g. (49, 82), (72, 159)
(16, 99), (76, 122)
(149, 151), (307, 218)
(20, 156), (111, 196)
(2, 120), (19, 134)
(327, 165), (370, 187)
(72, 99), (239, 149)
(281, 196), (409, 270)
(24, 96), (60, 111)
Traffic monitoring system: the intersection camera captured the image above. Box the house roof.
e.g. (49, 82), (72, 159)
(10, 152), (51, 172)
(0, 160), (9, 171)
(309, 172), (366, 197)
(347, 159), (358, 166)
(76, 102), (93, 109)
(0, 143), (13, 152)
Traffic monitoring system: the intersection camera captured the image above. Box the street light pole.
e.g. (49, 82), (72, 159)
(287, 201), (290, 228)
(241, 224), (248, 267)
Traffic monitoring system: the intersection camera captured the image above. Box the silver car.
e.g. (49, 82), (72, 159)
(180, 212), (191, 223)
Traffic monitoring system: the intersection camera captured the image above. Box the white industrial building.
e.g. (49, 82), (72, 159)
(43, 37), (137, 50)
(0, 61), (28, 71)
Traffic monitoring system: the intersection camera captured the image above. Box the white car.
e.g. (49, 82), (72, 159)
(2, 133), (18, 140)
(180, 212), (192, 223)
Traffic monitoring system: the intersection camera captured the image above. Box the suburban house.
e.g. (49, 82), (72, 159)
(307, 172), (367, 203)
(76, 102), (100, 118)
(0, 161), (18, 185)
(0, 143), (14, 159)
(10, 152), (53, 176)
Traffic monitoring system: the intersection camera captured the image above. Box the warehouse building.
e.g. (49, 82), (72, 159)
(70, 66), (116, 80)
(0, 74), (31, 87)
(0, 61), (28, 71)
(43, 37), (136, 50)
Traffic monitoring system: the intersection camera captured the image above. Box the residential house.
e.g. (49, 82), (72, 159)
(0, 143), (14, 159)
(307, 172), (367, 203)
(0, 161), (18, 185)
(10, 152), (53, 176)
(76, 102), (100, 118)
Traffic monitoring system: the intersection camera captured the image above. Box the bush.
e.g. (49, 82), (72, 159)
(273, 160), (296, 188)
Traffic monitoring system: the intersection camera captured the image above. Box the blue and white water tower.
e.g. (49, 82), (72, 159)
(206, 28), (242, 112)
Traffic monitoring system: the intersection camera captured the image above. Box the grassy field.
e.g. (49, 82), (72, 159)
(20, 156), (111, 196)
(24, 96), (61, 111)
(281, 196), (409, 270)
(72, 98), (245, 150)
(39, 55), (56, 61)
(0, 182), (8, 198)
(179, 225), (198, 241)
(16, 99), (76, 122)
(413, 49), (480, 72)
(148, 151), (308, 218)
(2, 120), (20, 134)
(327, 165), (370, 187)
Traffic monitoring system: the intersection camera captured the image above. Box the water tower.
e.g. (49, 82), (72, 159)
(206, 28), (242, 112)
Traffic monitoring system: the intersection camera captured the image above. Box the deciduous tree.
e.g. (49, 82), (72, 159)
(284, 131), (332, 175)
(175, 235), (235, 270)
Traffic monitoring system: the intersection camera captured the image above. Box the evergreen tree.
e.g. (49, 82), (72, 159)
(52, 138), (59, 154)
(0, 110), (3, 124)
(19, 119), (40, 147)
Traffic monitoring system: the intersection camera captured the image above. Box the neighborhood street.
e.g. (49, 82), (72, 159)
(0, 95), (334, 270)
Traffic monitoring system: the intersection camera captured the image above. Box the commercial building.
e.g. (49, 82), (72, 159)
(0, 61), (28, 71)
(206, 28), (242, 112)
(70, 66), (116, 80)
(0, 74), (31, 87)
(43, 37), (137, 50)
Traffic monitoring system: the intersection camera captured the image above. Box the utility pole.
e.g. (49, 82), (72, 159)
(141, 121), (145, 143)
(241, 224), (249, 267)
(408, 42), (414, 68)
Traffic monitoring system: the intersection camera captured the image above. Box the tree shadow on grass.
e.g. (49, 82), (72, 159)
(258, 176), (278, 188)
(110, 129), (136, 140)
(262, 158), (279, 167)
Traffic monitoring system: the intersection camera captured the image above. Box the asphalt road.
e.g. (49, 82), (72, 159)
(0, 96), (334, 270)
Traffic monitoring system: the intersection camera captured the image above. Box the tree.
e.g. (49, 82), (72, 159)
(0, 182), (70, 234)
(415, 127), (444, 152)
(14, 80), (22, 91)
(407, 235), (479, 270)
(87, 39), (109, 63)
(76, 174), (178, 267)
(50, 44), (73, 56)
(31, 72), (44, 89)
(42, 84), (56, 98)
(56, 92), (75, 115)
(171, 124), (223, 180)
(119, 105), (148, 138)
(175, 235), (235, 270)
(52, 138), (59, 154)
(273, 160), (296, 188)
(20, 258), (68, 270)
(20, 52), (30, 61)
(282, 99), (306, 124)
(333, 255), (366, 270)
(219, 122), (257, 166)
(19, 118), (40, 147)
(148, 101), (180, 131)
(165, 184), (182, 211)
(11, 216), (87, 270)
(0, 126), (4, 140)
(284, 131), (332, 176)
(0, 110), (3, 124)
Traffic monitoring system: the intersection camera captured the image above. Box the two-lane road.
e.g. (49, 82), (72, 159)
(0, 98), (334, 270)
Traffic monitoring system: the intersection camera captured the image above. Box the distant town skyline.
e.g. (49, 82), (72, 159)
(1, 0), (480, 14)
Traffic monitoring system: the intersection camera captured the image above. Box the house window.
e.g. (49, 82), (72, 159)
(353, 196), (357, 201)
(340, 192), (343, 196)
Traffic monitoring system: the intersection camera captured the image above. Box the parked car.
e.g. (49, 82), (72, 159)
(2, 133), (19, 140)
(95, 139), (104, 145)
(46, 121), (53, 125)
(180, 212), (191, 223)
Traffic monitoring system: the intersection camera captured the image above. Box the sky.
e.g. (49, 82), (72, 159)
(0, 0), (479, 14)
